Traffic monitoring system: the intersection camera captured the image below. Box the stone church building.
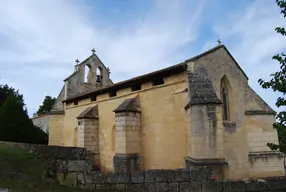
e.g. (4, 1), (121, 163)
(48, 44), (284, 179)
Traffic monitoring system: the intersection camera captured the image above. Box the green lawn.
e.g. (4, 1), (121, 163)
(0, 142), (91, 192)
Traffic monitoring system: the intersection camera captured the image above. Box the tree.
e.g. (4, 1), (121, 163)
(0, 84), (27, 113)
(36, 96), (56, 115)
(258, 0), (286, 153)
(0, 84), (48, 144)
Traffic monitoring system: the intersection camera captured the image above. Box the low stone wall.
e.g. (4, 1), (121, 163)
(0, 141), (88, 160)
(2, 141), (286, 192)
(58, 169), (286, 192)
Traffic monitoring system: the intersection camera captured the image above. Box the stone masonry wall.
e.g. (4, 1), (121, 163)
(0, 141), (89, 160)
(3, 141), (286, 192)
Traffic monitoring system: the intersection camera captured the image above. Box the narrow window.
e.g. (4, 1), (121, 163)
(109, 90), (117, 97)
(74, 100), (78, 106)
(152, 77), (164, 86)
(131, 83), (141, 92)
(91, 95), (97, 102)
(84, 65), (90, 83)
(221, 81), (229, 121)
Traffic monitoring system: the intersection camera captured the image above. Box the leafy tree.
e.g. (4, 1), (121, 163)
(36, 96), (56, 115)
(0, 84), (48, 144)
(258, 0), (286, 153)
(0, 84), (27, 113)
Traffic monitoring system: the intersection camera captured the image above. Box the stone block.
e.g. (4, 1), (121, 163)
(144, 169), (169, 183)
(142, 183), (156, 192)
(266, 177), (286, 190)
(77, 172), (85, 185)
(55, 160), (68, 173)
(127, 183), (143, 192)
(179, 182), (201, 192)
(106, 172), (130, 183)
(156, 183), (178, 192)
(174, 169), (189, 182)
(202, 181), (223, 192)
(84, 183), (95, 190)
(57, 172), (77, 187)
(245, 180), (268, 191)
(67, 160), (92, 173)
(95, 184), (110, 190)
(131, 171), (144, 183)
(222, 181), (246, 192)
(85, 171), (106, 184)
(110, 183), (126, 191)
(190, 169), (208, 181)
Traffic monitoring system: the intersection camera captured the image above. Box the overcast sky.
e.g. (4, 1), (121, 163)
(0, 0), (285, 117)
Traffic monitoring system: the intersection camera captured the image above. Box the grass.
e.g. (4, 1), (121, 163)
(0, 142), (91, 192)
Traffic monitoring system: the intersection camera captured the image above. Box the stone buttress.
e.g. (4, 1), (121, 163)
(184, 62), (227, 179)
(76, 105), (100, 169)
(113, 96), (141, 172)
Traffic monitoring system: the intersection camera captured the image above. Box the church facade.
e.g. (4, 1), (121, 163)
(48, 45), (284, 180)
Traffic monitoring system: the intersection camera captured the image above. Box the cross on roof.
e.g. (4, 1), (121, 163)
(217, 39), (222, 45)
(91, 48), (96, 54)
(75, 59), (80, 64)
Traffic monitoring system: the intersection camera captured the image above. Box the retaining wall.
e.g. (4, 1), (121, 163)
(1, 141), (286, 192)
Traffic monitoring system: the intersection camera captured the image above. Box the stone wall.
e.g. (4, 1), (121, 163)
(0, 141), (89, 160)
(31, 114), (50, 133)
(56, 168), (286, 192)
(2, 141), (286, 192)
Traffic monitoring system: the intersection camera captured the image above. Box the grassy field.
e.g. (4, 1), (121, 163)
(0, 142), (92, 192)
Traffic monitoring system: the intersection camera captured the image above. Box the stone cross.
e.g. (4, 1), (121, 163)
(91, 48), (96, 54)
(75, 59), (80, 64)
(217, 39), (222, 45)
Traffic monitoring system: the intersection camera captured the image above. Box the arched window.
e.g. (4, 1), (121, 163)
(221, 80), (230, 121)
(84, 65), (90, 83)
(96, 67), (103, 83)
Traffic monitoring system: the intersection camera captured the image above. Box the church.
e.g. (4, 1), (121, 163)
(48, 44), (284, 180)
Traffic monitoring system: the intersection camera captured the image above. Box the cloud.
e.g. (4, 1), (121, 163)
(209, 0), (286, 112)
(0, 0), (205, 116)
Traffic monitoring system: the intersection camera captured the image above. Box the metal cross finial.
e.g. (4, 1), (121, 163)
(75, 59), (80, 64)
(217, 39), (222, 45)
(91, 48), (96, 54)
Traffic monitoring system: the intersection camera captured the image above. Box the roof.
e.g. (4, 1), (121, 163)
(77, 105), (98, 119)
(48, 110), (65, 115)
(113, 96), (140, 113)
(63, 62), (187, 102)
(185, 45), (249, 80)
(31, 114), (49, 120)
(63, 44), (248, 103)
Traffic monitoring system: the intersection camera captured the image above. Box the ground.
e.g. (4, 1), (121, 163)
(0, 142), (112, 192)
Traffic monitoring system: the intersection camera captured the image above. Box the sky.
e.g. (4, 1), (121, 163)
(0, 0), (285, 117)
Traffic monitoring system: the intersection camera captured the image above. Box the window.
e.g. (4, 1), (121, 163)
(152, 77), (164, 86)
(74, 100), (78, 106)
(131, 83), (141, 92)
(84, 64), (91, 83)
(109, 90), (117, 97)
(91, 95), (97, 102)
(221, 81), (229, 121)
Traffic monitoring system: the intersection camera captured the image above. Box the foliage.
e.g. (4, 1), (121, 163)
(258, 0), (286, 153)
(0, 84), (47, 144)
(36, 95), (56, 115)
